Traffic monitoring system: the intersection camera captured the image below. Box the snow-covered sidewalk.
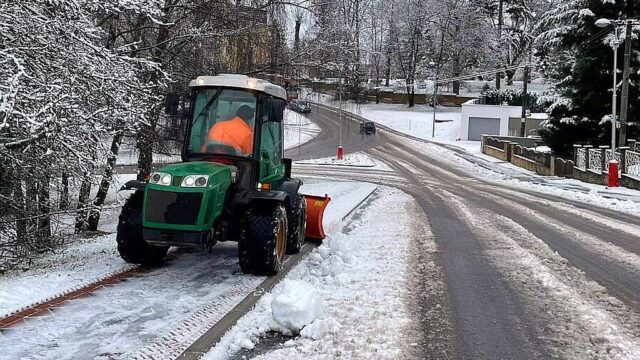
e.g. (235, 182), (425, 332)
(204, 187), (424, 359)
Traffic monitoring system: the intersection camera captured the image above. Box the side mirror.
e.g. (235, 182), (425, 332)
(165, 93), (180, 116)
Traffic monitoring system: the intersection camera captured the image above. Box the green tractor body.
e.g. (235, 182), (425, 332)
(116, 74), (324, 275)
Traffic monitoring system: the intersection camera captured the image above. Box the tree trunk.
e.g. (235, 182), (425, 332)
(60, 172), (69, 210)
(137, 126), (154, 181)
(506, 69), (515, 85)
(75, 174), (92, 232)
(88, 130), (123, 231)
(385, 46), (391, 87)
(38, 175), (51, 239)
(13, 178), (27, 245)
(453, 56), (461, 95)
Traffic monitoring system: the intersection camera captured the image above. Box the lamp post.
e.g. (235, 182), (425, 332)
(429, 61), (437, 138)
(595, 18), (621, 152)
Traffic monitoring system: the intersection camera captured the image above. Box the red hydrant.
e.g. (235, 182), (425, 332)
(337, 146), (344, 160)
(608, 160), (619, 187)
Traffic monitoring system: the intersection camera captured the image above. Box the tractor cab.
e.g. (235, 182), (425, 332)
(116, 75), (329, 276)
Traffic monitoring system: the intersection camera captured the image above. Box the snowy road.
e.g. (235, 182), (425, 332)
(289, 103), (640, 359)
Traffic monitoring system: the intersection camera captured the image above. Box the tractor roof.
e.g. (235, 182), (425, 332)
(190, 74), (287, 100)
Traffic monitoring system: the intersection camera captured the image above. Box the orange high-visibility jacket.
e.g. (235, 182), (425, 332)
(207, 117), (254, 155)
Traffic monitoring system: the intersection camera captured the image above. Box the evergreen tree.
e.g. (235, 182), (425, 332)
(536, 0), (640, 157)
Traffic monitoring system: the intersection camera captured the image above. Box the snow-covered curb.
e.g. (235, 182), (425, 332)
(204, 187), (418, 359)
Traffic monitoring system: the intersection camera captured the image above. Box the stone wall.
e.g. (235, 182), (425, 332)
(511, 155), (555, 176)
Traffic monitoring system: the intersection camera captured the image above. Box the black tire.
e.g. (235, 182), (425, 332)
(286, 194), (306, 254)
(116, 191), (168, 267)
(238, 204), (288, 275)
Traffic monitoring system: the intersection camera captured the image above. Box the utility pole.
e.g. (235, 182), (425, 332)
(619, 20), (633, 147)
(496, 0), (504, 89)
(519, 65), (529, 137)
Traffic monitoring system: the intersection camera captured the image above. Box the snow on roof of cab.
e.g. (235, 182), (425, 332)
(189, 74), (287, 100)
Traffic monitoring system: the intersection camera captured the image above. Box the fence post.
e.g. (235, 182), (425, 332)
(619, 146), (630, 174)
(627, 139), (636, 152)
(583, 145), (593, 170)
(573, 144), (582, 164)
(599, 145), (609, 172)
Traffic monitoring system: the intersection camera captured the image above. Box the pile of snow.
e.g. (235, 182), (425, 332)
(295, 152), (376, 167)
(271, 279), (325, 334)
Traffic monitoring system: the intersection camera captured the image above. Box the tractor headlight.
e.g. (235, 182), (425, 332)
(182, 175), (209, 188)
(150, 172), (172, 186)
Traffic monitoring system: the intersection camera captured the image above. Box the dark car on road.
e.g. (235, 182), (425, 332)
(289, 100), (311, 113)
(364, 121), (376, 135)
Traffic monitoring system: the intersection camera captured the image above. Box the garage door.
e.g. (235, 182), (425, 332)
(468, 117), (500, 141)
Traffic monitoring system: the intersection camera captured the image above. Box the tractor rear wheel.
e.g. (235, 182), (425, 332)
(238, 204), (288, 275)
(116, 191), (168, 267)
(286, 194), (306, 254)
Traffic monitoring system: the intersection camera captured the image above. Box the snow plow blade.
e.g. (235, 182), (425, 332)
(304, 194), (331, 241)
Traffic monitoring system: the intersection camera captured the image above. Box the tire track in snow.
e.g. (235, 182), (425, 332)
(473, 189), (640, 309)
(379, 153), (549, 359)
(441, 192), (640, 359)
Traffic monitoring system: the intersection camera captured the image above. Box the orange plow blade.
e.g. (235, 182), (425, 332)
(304, 194), (331, 241)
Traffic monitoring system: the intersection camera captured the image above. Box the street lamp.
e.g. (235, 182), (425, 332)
(429, 61), (437, 138)
(595, 18), (620, 152)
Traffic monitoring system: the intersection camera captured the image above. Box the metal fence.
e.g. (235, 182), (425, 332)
(604, 149), (621, 174)
(626, 150), (640, 178)
(588, 148), (602, 173)
(576, 148), (587, 170)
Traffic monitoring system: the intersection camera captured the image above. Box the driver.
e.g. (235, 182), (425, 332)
(206, 105), (254, 155)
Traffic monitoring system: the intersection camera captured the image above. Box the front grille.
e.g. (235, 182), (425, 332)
(145, 189), (203, 225)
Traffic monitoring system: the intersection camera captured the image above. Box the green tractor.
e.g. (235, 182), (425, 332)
(116, 75), (329, 275)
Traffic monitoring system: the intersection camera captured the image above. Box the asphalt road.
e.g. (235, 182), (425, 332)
(290, 103), (640, 359)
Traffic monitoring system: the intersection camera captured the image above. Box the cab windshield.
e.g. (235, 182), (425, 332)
(187, 88), (257, 157)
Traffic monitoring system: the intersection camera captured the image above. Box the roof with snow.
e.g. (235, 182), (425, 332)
(190, 74), (287, 100)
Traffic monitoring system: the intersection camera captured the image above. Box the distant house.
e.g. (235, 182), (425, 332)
(461, 99), (548, 141)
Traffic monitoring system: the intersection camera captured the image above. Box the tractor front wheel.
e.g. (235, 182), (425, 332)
(286, 194), (306, 254)
(238, 204), (288, 275)
(116, 191), (168, 267)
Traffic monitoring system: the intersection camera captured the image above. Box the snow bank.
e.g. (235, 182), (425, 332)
(271, 279), (325, 333)
(295, 151), (376, 167)
(204, 187), (420, 360)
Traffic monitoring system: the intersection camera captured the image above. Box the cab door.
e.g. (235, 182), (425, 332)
(258, 97), (286, 186)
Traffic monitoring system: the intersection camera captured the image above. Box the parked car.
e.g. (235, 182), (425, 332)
(289, 100), (311, 113)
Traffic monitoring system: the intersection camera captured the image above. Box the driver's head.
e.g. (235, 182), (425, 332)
(236, 105), (254, 122)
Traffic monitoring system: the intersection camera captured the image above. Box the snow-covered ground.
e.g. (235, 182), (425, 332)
(0, 179), (380, 360)
(284, 109), (321, 150)
(204, 186), (426, 360)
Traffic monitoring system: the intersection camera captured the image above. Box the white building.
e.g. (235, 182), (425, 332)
(460, 99), (548, 141)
